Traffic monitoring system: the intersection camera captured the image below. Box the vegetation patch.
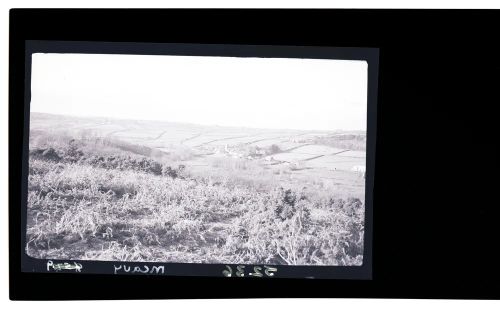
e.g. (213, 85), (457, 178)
(26, 132), (364, 265)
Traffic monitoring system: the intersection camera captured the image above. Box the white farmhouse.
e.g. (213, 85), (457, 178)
(351, 165), (366, 178)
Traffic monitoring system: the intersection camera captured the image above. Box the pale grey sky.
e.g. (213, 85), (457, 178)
(30, 53), (367, 131)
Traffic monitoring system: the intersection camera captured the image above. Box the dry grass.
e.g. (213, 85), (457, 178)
(26, 132), (365, 266)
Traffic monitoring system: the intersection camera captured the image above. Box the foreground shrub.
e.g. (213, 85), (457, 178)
(30, 142), (179, 178)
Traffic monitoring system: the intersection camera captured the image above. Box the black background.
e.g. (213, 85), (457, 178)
(20, 42), (377, 280)
(9, 9), (500, 300)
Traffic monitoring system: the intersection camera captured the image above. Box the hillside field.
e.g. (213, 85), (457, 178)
(26, 112), (367, 265)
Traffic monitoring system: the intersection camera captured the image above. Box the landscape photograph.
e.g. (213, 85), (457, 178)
(26, 52), (368, 266)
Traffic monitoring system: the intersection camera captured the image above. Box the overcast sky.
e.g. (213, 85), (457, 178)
(30, 53), (367, 131)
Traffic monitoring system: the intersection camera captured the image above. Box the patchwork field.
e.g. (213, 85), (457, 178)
(26, 112), (367, 265)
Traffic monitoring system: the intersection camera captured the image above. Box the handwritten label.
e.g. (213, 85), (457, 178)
(47, 260), (82, 272)
(113, 264), (165, 275)
(223, 265), (277, 278)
